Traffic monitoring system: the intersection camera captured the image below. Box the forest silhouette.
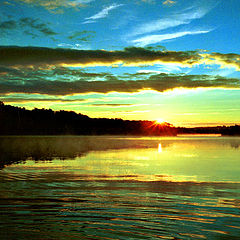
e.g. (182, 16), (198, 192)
(0, 101), (239, 136)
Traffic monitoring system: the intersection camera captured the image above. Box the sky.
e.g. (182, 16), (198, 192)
(0, 0), (240, 127)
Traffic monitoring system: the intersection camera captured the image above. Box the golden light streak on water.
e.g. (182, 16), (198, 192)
(158, 143), (163, 153)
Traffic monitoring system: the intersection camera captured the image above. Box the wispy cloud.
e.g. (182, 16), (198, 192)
(132, 30), (210, 46)
(90, 103), (139, 107)
(19, 17), (57, 36)
(0, 20), (17, 32)
(0, 17), (57, 38)
(83, 3), (123, 24)
(68, 30), (95, 41)
(129, 6), (211, 37)
(138, 64), (182, 74)
(13, 0), (95, 12)
(162, 0), (177, 6)
(57, 43), (91, 50)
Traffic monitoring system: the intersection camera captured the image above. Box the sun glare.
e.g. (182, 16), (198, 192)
(155, 118), (165, 124)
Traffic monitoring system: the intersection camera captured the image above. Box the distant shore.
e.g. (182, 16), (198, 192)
(0, 102), (239, 136)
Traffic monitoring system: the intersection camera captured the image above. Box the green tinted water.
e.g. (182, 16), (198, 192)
(0, 136), (240, 239)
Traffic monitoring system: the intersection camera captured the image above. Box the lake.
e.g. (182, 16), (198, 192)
(0, 135), (240, 239)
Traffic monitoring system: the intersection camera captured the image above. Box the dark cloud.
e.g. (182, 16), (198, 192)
(0, 66), (24, 75)
(23, 30), (39, 39)
(2, 46), (239, 70)
(0, 72), (239, 95)
(19, 17), (57, 36)
(49, 67), (108, 78)
(0, 20), (17, 32)
(0, 97), (85, 102)
(68, 31), (95, 42)
(1, 61), (239, 97)
(0, 67), (111, 83)
(0, 46), (202, 67)
(0, 18), (57, 38)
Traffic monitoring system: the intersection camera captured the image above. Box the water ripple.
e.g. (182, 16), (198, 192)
(0, 136), (240, 239)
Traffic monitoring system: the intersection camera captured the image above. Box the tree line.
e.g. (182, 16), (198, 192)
(0, 101), (177, 135)
(0, 101), (239, 136)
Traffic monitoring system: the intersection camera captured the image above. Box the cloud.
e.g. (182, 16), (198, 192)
(2, 46), (240, 70)
(0, 97), (85, 102)
(132, 30), (210, 46)
(0, 17), (57, 38)
(129, 6), (211, 37)
(19, 17), (57, 36)
(0, 20), (17, 32)
(67, 31), (95, 42)
(13, 0), (94, 12)
(202, 52), (240, 71)
(140, 0), (154, 3)
(0, 71), (239, 95)
(3, 1), (16, 5)
(138, 64), (181, 73)
(57, 43), (91, 50)
(0, 66), (111, 82)
(83, 3), (123, 23)
(162, 0), (176, 6)
(0, 46), (202, 68)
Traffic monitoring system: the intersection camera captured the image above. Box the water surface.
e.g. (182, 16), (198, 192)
(0, 136), (240, 239)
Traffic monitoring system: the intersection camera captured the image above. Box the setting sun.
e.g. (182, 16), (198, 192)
(155, 118), (165, 124)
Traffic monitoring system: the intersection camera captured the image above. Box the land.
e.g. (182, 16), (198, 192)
(0, 101), (239, 136)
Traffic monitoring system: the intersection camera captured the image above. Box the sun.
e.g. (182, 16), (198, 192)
(155, 118), (165, 124)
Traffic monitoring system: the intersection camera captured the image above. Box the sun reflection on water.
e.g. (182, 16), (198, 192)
(158, 143), (162, 153)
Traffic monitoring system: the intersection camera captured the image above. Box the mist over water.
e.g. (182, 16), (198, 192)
(0, 136), (240, 239)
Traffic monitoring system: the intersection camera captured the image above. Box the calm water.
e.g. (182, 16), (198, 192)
(0, 136), (240, 240)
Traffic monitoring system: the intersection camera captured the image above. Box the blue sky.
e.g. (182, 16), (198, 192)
(1, 0), (240, 126)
